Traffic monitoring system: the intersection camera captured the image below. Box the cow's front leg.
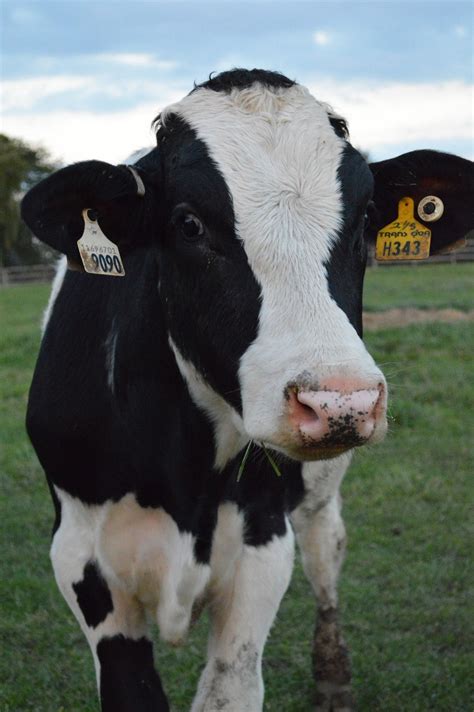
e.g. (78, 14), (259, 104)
(191, 510), (294, 712)
(50, 487), (169, 712)
(290, 456), (354, 712)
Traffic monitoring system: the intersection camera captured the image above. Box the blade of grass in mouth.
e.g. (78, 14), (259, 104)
(261, 443), (282, 477)
(237, 440), (253, 482)
(237, 441), (283, 481)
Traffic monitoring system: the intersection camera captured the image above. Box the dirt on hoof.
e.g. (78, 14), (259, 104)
(363, 308), (474, 331)
(313, 608), (352, 686)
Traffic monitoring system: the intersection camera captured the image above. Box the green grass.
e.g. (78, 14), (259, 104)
(1, 278), (473, 711)
(363, 262), (474, 312)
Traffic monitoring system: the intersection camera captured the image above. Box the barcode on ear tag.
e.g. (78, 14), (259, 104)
(77, 209), (125, 277)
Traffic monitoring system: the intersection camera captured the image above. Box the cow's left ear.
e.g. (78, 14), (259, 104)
(367, 150), (473, 254)
(21, 148), (162, 267)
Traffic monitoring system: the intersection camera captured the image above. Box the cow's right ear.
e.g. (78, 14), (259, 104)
(367, 150), (473, 255)
(21, 151), (161, 264)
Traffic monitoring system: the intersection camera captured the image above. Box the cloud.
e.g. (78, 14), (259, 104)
(1, 91), (183, 165)
(306, 78), (473, 154)
(1, 73), (187, 113)
(1, 75), (93, 111)
(454, 25), (468, 38)
(313, 31), (332, 47)
(94, 53), (178, 70)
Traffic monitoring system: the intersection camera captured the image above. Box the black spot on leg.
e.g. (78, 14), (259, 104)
(97, 635), (169, 712)
(72, 561), (113, 628)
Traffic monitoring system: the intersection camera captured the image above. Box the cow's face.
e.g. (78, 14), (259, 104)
(156, 74), (387, 463)
(22, 69), (472, 465)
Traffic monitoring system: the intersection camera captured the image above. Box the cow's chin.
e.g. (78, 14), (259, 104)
(287, 444), (353, 462)
(265, 441), (354, 463)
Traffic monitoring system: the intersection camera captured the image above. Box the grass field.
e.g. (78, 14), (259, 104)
(1, 264), (473, 711)
(363, 262), (474, 312)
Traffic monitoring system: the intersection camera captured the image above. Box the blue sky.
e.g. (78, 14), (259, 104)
(1, 0), (472, 164)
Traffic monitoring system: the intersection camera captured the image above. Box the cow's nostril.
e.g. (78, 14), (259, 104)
(288, 390), (319, 425)
(297, 397), (319, 421)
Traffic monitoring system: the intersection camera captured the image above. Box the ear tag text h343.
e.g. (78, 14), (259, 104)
(376, 197), (431, 261)
(77, 209), (125, 276)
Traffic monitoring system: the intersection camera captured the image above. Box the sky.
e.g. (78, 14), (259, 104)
(1, 0), (473, 166)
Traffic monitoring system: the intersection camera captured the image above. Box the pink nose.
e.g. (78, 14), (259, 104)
(288, 389), (381, 445)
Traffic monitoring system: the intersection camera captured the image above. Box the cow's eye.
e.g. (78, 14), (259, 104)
(364, 201), (376, 230)
(180, 214), (204, 240)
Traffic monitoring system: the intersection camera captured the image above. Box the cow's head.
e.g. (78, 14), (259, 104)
(22, 69), (473, 466)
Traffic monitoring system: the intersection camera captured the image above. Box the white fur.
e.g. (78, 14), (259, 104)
(170, 338), (248, 469)
(208, 502), (245, 592)
(291, 455), (351, 608)
(50, 488), (149, 689)
(51, 488), (211, 649)
(163, 83), (387, 453)
(52, 489), (280, 652)
(191, 523), (295, 712)
(41, 256), (67, 334)
(52, 487), (295, 710)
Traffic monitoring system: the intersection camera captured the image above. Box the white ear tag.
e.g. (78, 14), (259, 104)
(77, 209), (125, 277)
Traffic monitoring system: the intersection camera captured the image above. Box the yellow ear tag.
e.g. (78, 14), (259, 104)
(77, 209), (125, 276)
(376, 197), (431, 261)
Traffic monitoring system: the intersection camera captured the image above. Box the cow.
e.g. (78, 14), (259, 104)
(22, 68), (472, 712)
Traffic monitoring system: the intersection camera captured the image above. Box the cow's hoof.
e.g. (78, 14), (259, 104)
(314, 680), (354, 711)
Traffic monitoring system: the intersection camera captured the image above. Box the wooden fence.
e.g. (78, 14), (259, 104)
(0, 264), (56, 286)
(1, 238), (473, 286)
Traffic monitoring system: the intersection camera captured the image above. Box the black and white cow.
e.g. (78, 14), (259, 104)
(22, 69), (472, 712)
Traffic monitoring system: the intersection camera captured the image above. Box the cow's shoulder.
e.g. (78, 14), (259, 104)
(26, 251), (216, 507)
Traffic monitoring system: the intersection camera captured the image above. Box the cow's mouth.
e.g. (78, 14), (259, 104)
(283, 442), (354, 462)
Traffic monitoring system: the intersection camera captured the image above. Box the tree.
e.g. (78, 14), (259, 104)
(0, 134), (58, 267)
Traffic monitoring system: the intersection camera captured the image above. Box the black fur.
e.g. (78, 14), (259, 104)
(195, 67), (296, 93)
(97, 636), (169, 712)
(326, 145), (374, 336)
(72, 561), (114, 628)
(157, 119), (261, 412)
(25, 127), (303, 562)
(328, 114), (349, 139)
(369, 150), (474, 253)
(20, 154), (162, 262)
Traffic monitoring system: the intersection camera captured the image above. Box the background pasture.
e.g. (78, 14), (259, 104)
(1, 264), (473, 711)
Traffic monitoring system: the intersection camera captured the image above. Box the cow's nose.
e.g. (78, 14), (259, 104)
(288, 388), (381, 445)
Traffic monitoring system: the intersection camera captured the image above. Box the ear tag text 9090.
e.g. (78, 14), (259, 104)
(77, 209), (125, 277)
(376, 197), (431, 261)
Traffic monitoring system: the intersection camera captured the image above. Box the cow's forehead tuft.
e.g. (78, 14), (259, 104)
(161, 81), (343, 130)
(160, 83), (346, 188)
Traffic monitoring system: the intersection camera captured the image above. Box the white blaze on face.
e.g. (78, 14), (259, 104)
(163, 84), (386, 447)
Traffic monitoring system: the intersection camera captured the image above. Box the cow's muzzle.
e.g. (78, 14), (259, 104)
(284, 380), (387, 459)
